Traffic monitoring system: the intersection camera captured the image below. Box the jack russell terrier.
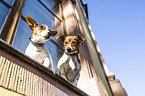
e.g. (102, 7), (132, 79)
(56, 34), (85, 85)
(25, 16), (57, 71)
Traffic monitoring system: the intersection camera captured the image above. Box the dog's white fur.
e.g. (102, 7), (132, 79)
(25, 37), (53, 68)
(57, 52), (81, 85)
(56, 35), (85, 85)
(25, 16), (57, 71)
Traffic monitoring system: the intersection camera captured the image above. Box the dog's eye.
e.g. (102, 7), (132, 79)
(65, 42), (68, 44)
(72, 41), (77, 44)
(40, 26), (45, 29)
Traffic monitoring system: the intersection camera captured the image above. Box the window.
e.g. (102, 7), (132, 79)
(11, 0), (63, 70)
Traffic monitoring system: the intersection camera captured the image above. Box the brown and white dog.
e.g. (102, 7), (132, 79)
(56, 34), (85, 85)
(25, 16), (57, 71)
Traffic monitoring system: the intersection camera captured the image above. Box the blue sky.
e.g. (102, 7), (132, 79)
(82, 0), (145, 96)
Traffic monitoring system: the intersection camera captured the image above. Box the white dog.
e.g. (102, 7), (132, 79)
(25, 16), (57, 70)
(56, 34), (85, 85)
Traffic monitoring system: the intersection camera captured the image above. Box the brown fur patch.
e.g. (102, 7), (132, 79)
(64, 36), (80, 51)
(31, 25), (46, 36)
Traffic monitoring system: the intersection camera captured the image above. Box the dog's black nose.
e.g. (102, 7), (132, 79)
(43, 32), (51, 39)
(67, 47), (71, 53)
(48, 32), (51, 36)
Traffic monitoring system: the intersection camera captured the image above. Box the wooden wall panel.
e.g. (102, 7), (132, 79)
(0, 56), (69, 96)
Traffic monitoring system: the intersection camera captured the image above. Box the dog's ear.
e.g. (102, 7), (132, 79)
(26, 16), (38, 29)
(56, 34), (66, 42)
(51, 30), (58, 37)
(77, 34), (85, 43)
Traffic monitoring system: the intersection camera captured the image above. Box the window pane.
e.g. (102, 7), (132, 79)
(13, 19), (31, 53)
(0, 3), (9, 33)
(45, 41), (63, 70)
(5, 0), (14, 5)
(41, 0), (61, 18)
(22, 0), (56, 29)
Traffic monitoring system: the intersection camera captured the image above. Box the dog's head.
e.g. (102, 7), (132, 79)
(57, 34), (85, 54)
(26, 16), (57, 43)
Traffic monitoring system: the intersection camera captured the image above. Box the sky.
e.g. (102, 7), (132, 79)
(82, 0), (145, 96)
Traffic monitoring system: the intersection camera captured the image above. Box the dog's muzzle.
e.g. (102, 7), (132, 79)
(67, 47), (71, 53)
(43, 32), (52, 39)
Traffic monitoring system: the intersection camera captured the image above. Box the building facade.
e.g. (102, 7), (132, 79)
(0, 0), (127, 96)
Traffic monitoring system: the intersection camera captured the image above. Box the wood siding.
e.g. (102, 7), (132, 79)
(0, 56), (68, 96)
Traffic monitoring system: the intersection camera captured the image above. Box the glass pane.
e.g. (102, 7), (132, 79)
(0, 3), (9, 33)
(5, 0), (14, 5)
(41, 0), (60, 18)
(22, 0), (56, 29)
(13, 19), (31, 53)
(45, 41), (63, 70)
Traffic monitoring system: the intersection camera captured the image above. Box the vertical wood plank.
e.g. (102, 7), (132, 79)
(47, 82), (51, 96)
(38, 77), (41, 96)
(44, 80), (48, 96)
(46, 81), (49, 96)
(29, 72), (32, 96)
(25, 70), (29, 96)
(8, 63), (16, 89)
(0, 57), (6, 85)
(29, 71), (32, 96)
(35, 75), (39, 96)
(5, 62), (13, 88)
(8, 63), (17, 89)
(19, 67), (25, 93)
(22, 68), (27, 94)
(57, 88), (60, 96)
(0, 58), (7, 85)
(0, 56), (5, 69)
(19, 67), (23, 93)
(32, 74), (35, 96)
(2, 59), (10, 87)
(43, 79), (45, 96)
(51, 84), (55, 96)
(0, 59), (9, 86)
(43, 80), (48, 96)
(17, 67), (22, 92)
(14, 65), (20, 91)
(30, 72), (33, 96)
(40, 78), (42, 96)
(55, 87), (58, 96)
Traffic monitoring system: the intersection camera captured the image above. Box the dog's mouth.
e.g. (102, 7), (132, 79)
(43, 36), (50, 39)
(65, 47), (79, 55)
(65, 49), (79, 55)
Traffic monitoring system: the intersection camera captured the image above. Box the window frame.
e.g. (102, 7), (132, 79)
(0, 0), (12, 8)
